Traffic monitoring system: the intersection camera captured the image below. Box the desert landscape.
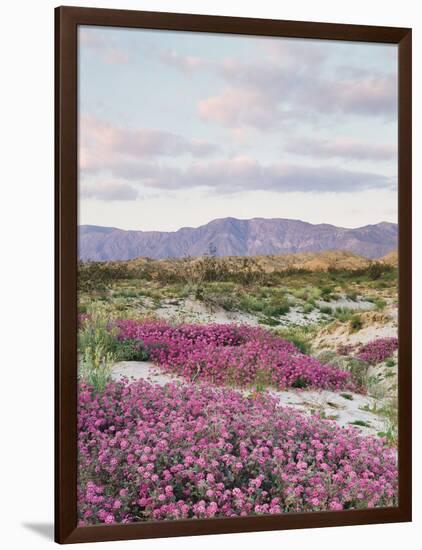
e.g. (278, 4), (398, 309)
(77, 224), (398, 524)
(77, 26), (398, 526)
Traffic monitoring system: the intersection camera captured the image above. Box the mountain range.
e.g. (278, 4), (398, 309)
(78, 217), (398, 261)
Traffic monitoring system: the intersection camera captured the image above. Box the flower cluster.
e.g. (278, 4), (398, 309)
(78, 379), (398, 525)
(116, 321), (353, 391)
(357, 337), (398, 365)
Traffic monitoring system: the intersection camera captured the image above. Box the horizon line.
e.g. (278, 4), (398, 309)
(78, 216), (397, 234)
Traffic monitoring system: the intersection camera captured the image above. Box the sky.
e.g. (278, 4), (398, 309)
(78, 26), (398, 231)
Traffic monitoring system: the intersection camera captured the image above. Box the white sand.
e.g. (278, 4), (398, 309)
(267, 388), (386, 437)
(154, 298), (261, 326)
(111, 361), (183, 385)
(316, 297), (375, 311)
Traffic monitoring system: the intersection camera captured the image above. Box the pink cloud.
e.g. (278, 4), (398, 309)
(197, 54), (397, 131)
(198, 88), (275, 129)
(79, 115), (219, 173)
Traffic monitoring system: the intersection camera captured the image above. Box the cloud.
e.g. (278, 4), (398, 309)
(284, 137), (397, 161)
(198, 88), (275, 129)
(197, 56), (397, 130)
(80, 115), (220, 173)
(177, 158), (392, 194)
(80, 181), (138, 201)
(94, 154), (392, 195)
(307, 74), (397, 117)
(79, 28), (129, 64)
(159, 49), (206, 73)
(162, 39), (329, 76)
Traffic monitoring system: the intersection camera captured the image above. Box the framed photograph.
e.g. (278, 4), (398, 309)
(55, 6), (412, 544)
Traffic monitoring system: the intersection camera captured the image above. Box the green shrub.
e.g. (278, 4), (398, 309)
(317, 353), (369, 389)
(374, 280), (389, 289)
(340, 393), (354, 401)
(302, 303), (314, 314)
(114, 288), (138, 299)
(275, 326), (316, 355)
(262, 301), (290, 317)
(320, 286), (333, 300)
(79, 345), (114, 392)
(78, 304), (118, 390)
(111, 339), (150, 361)
(292, 376), (310, 389)
(198, 288), (238, 311)
(365, 295), (386, 310)
(367, 263), (385, 281)
(78, 304), (117, 357)
(350, 315), (363, 331)
(374, 298), (387, 310)
(333, 307), (354, 322)
(78, 261), (131, 292)
(346, 291), (358, 302)
(239, 294), (264, 313)
(259, 317), (280, 327)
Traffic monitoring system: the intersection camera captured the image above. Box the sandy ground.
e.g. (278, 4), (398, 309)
(148, 294), (378, 328)
(314, 313), (397, 352)
(111, 360), (183, 385)
(267, 388), (386, 437)
(111, 361), (388, 438)
(316, 297), (375, 311)
(274, 306), (323, 327)
(154, 298), (261, 326)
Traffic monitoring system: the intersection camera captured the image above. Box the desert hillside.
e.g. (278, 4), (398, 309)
(126, 249), (373, 273)
(379, 250), (398, 267)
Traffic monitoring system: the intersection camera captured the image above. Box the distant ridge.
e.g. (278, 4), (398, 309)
(123, 250), (381, 277)
(78, 217), (398, 261)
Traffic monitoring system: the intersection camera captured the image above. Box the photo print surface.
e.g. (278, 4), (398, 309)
(77, 25), (398, 526)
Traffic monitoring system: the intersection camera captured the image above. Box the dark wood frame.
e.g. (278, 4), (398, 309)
(55, 5), (412, 544)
